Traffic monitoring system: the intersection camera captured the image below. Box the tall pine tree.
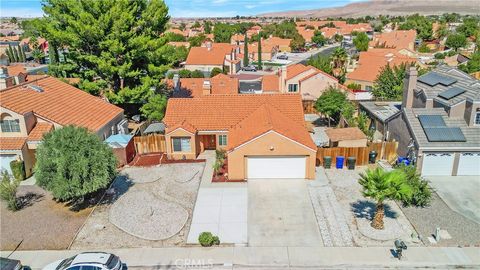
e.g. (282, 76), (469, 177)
(243, 34), (249, 67)
(12, 46), (19, 62)
(257, 36), (262, 70)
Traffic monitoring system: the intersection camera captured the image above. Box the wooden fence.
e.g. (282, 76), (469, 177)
(134, 134), (166, 154)
(302, 100), (317, 114)
(316, 141), (398, 166)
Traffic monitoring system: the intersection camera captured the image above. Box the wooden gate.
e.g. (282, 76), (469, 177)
(316, 141), (398, 166)
(134, 134), (166, 154)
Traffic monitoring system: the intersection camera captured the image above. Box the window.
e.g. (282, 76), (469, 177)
(288, 84), (298, 92)
(172, 137), (191, 152)
(475, 112), (480, 125)
(219, 135), (227, 146)
(0, 119), (20, 132)
(365, 85), (373, 91)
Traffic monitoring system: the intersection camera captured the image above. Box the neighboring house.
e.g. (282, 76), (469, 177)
(184, 42), (241, 74)
(346, 49), (417, 91)
(324, 127), (368, 147)
(297, 21), (373, 40)
(369, 30), (416, 51)
(0, 46), (9, 66)
(359, 101), (402, 141)
(0, 65), (27, 90)
(388, 66), (480, 176)
(0, 76), (127, 176)
(245, 40), (278, 62)
(296, 27), (315, 43)
(266, 37), (292, 52)
(259, 63), (342, 101)
(168, 73), (239, 97)
(162, 94), (317, 180)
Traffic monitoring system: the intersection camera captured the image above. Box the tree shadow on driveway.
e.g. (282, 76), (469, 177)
(351, 200), (398, 220)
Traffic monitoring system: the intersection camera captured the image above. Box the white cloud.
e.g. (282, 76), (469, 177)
(245, 4), (258, 9)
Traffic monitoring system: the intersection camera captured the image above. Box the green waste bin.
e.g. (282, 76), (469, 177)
(368, 151), (377, 164)
(347, 157), (356, 170)
(323, 156), (332, 169)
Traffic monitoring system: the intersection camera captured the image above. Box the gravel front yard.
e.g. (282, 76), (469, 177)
(70, 163), (204, 249)
(400, 192), (480, 247)
(0, 185), (92, 250)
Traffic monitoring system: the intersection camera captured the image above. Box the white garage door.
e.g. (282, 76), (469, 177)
(247, 156), (306, 179)
(457, 152), (480, 176)
(421, 152), (454, 176)
(0, 154), (17, 175)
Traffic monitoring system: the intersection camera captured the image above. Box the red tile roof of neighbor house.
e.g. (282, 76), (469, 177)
(167, 74), (239, 97)
(261, 74), (280, 92)
(0, 137), (26, 150)
(0, 76), (123, 132)
(227, 103), (316, 151)
(346, 49), (417, 83)
(27, 122), (53, 141)
(296, 27), (315, 42)
(164, 94), (305, 132)
(321, 27), (339, 39)
(325, 127), (367, 142)
(3, 64), (27, 76)
(185, 43), (234, 66)
(286, 63), (338, 82)
(369, 30), (416, 50)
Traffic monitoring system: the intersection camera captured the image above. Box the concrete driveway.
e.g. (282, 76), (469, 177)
(428, 176), (480, 224)
(248, 179), (323, 247)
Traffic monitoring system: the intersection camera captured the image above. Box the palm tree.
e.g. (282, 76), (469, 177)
(331, 47), (348, 69)
(358, 168), (412, 230)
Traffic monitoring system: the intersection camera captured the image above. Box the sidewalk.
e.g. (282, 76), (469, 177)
(2, 246), (479, 269)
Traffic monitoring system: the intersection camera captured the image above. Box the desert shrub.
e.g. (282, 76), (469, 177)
(0, 171), (19, 211)
(434, 52), (445, 59)
(397, 164), (432, 207)
(9, 160), (25, 181)
(198, 232), (220, 247)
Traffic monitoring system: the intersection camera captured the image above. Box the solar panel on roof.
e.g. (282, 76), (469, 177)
(418, 72), (457, 87)
(438, 87), (466, 100)
(424, 127), (466, 142)
(418, 115), (446, 128)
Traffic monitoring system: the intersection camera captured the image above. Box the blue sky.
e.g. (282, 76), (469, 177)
(1, 0), (363, 18)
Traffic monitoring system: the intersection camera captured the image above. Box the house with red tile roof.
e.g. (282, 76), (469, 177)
(369, 30), (417, 51)
(162, 94), (317, 179)
(184, 42), (241, 74)
(346, 49), (417, 91)
(0, 65), (27, 90)
(0, 76), (126, 176)
(167, 73), (239, 97)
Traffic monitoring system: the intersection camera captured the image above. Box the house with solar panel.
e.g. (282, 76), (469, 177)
(386, 65), (480, 176)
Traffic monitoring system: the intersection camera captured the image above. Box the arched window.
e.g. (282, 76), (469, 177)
(0, 113), (20, 132)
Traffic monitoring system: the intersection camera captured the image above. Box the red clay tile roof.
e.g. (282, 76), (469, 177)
(261, 74), (280, 92)
(27, 122), (53, 141)
(325, 127), (367, 142)
(0, 137), (26, 150)
(296, 27), (315, 42)
(3, 64), (27, 76)
(369, 30), (416, 50)
(227, 104), (316, 151)
(26, 74), (47, 81)
(286, 64), (313, 80)
(346, 49), (417, 83)
(163, 94), (305, 132)
(167, 120), (197, 134)
(0, 76), (123, 132)
(185, 43), (234, 66)
(168, 74), (239, 97)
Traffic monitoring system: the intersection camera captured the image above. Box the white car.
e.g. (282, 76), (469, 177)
(42, 252), (123, 270)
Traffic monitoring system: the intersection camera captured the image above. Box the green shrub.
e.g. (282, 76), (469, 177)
(397, 164), (432, 207)
(9, 160), (25, 181)
(0, 171), (19, 211)
(434, 52), (445, 59)
(191, 70), (204, 78)
(215, 149), (226, 160)
(447, 50), (456, 57)
(198, 232), (220, 247)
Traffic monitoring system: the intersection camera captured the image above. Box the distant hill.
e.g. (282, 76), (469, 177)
(258, 0), (480, 18)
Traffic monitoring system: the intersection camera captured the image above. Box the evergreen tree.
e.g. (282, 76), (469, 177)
(6, 45), (13, 62)
(243, 34), (249, 66)
(257, 37), (262, 70)
(12, 46), (19, 62)
(17, 45), (25, 62)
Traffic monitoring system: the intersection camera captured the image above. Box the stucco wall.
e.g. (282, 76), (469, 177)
(95, 112), (126, 140)
(299, 74), (338, 101)
(345, 79), (374, 91)
(185, 64), (223, 73)
(0, 107), (30, 137)
(227, 131), (316, 180)
(387, 113), (413, 156)
(165, 128), (197, 160)
(464, 100), (480, 127)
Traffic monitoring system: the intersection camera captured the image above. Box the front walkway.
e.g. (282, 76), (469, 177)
(188, 151), (248, 244)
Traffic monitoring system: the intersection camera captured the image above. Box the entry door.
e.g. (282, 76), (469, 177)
(201, 135), (216, 150)
(421, 152), (454, 176)
(247, 156), (306, 179)
(457, 152), (480, 176)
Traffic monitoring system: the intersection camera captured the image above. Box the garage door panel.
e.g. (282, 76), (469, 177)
(421, 152), (454, 176)
(458, 153), (480, 176)
(247, 156), (306, 179)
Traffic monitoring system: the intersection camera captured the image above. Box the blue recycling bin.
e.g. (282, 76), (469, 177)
(336, 156), (345, 169)
(398, 157), (405, 164)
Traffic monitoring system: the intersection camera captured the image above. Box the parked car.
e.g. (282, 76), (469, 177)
(42, 252), (123, 270)
(276, 54), (288, 60)
(0, 257), (22, 270)
(242, 66), (257, 72)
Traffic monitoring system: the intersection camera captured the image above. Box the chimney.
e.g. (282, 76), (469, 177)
(173, 73), (180, 91)
(206, 41), (212, 51)
(279, 65), (287, 92)
(202, 80), (211, 95)
(0, 67), (12, 90)
(402, 66), (418, 109)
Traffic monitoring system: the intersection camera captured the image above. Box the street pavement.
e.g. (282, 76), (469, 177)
(1, 246), (479, 269)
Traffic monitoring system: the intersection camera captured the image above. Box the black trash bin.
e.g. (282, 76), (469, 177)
(347, 157), (356, 170)
(323, 156), (332, 169)
(368, 151), (378, 164)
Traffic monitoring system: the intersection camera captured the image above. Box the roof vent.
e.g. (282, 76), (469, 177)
(28, 85), (44, 93)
